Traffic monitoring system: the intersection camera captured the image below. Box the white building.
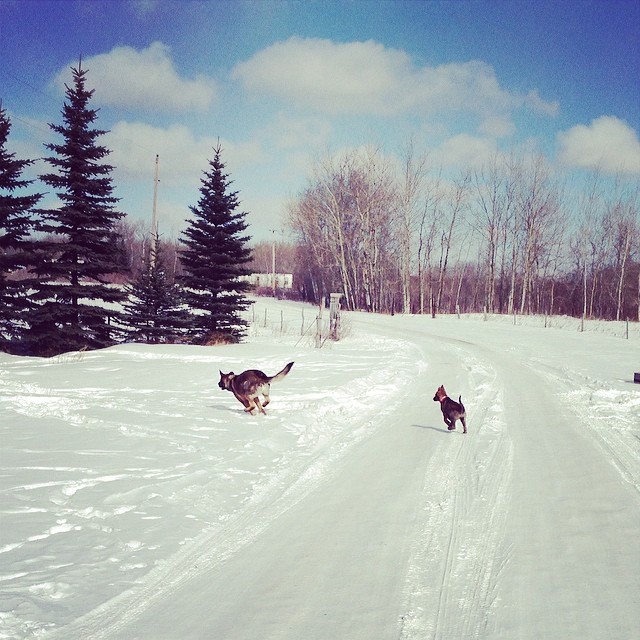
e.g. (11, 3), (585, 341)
(241, 273), (293, 289)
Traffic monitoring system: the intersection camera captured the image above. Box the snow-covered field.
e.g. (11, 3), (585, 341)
(1, 297), (638, 639)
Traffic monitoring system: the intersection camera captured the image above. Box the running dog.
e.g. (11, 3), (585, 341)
(433, 385), (467, 433)
(218, 362), (294, 414)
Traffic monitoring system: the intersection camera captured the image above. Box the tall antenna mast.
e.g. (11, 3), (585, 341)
(151, 154), (159, 266)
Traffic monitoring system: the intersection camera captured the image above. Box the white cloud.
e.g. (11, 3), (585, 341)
(435, 134), (498, 169)
(558, 116), (640, 175)
(232, 37), (557, 122)
(52, 42), (216, 112)
(106, 121), (265, 186)
(479, 115), (516, 138)
(266, 112), (332, 150)
(523, 89), (559, 117)
(233, 38), (408, 115)
(411, 60), (515, 116)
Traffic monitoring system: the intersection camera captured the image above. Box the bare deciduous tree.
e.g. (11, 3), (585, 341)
(287, 147), (397, 311)
(416, 173), (443, 315)
(472, 153), (516, 313)
(609, 187), (639, 320)
(434, 172), (470, 314)
(285, 145), (638, 322)
(397, 140), (428, 313)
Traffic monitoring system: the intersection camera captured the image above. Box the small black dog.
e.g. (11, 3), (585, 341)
(433, 385), (467, 433)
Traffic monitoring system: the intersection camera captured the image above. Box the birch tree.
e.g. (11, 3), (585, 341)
(397, 141), (428, 313)
(287, 148), (396, 312)
(514, 155), (562, 314)
(416, 175), (443, 314)
(609, 187), (639, 320)
(434, 173), (470, 314)
(472, 154), (516, 313)
(570, 171), (608, 319)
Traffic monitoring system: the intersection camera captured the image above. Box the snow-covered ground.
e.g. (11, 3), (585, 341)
(1, 298), (638, 639)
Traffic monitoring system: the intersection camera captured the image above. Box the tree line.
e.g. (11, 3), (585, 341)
(3, 64), (638, 359)
(1, 64), (252, 356)
(286, 144), (639, 321)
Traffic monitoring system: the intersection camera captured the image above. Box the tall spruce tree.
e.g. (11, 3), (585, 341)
(27, 62), (126, 356)
(180, 144), (252, 343)
(122, 233), (189, 344)
(0, 105), (42, 352)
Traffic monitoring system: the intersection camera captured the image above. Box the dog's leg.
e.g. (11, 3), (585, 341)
(461, 416), (467, 434)
(259, 383), (271, 408)
(234, 391), (251, 411)
(443, 414), (454, 430)
(254, 397), (266, 415)
(238, 395), (255, 414)
(244, 402), (255, 414)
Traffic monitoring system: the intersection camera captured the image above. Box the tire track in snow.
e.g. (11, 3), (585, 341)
(400, 347), (513, 640)
(526, 359), (640, 493)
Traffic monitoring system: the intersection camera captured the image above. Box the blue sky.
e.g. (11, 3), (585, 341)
(2, 0), (639, 242)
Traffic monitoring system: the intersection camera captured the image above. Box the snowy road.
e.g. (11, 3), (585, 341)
(360, 314), (639, 639)
(98, 398), (430, 640)
(2, 300), (639, 639)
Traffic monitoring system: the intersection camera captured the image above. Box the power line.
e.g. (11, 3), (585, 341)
(1, 68), (55, 104)
(6, 113), (52, 138)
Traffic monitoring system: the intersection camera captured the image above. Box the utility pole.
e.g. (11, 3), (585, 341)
(271, 229), (276, 296)
(151, 154), (159, 266)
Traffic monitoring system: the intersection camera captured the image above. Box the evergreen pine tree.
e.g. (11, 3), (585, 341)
(122, 233), (189, 344)
(0, 105), (42, 352)
(27, 62), (126, 356)
(180, 144), (252, 344)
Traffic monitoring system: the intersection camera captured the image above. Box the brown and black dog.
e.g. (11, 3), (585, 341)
(218, 362), (294, 414)
(433, 385), (467, 433)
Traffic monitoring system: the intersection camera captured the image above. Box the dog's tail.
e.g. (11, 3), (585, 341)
(269, 362), (294, 383)
(459, 395), (465, 412)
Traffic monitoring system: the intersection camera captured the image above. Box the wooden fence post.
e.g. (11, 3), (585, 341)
(315, 303), (323, 348)
(329, 293), (342, 340)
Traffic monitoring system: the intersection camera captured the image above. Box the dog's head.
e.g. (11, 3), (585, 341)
(218, 371), (235, 391)
(433, 385), (448, 402)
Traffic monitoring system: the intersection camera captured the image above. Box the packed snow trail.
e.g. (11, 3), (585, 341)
(357, 313), (640, 639)
(489, 352), (639, 638)
(94, 401), (434, 639)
